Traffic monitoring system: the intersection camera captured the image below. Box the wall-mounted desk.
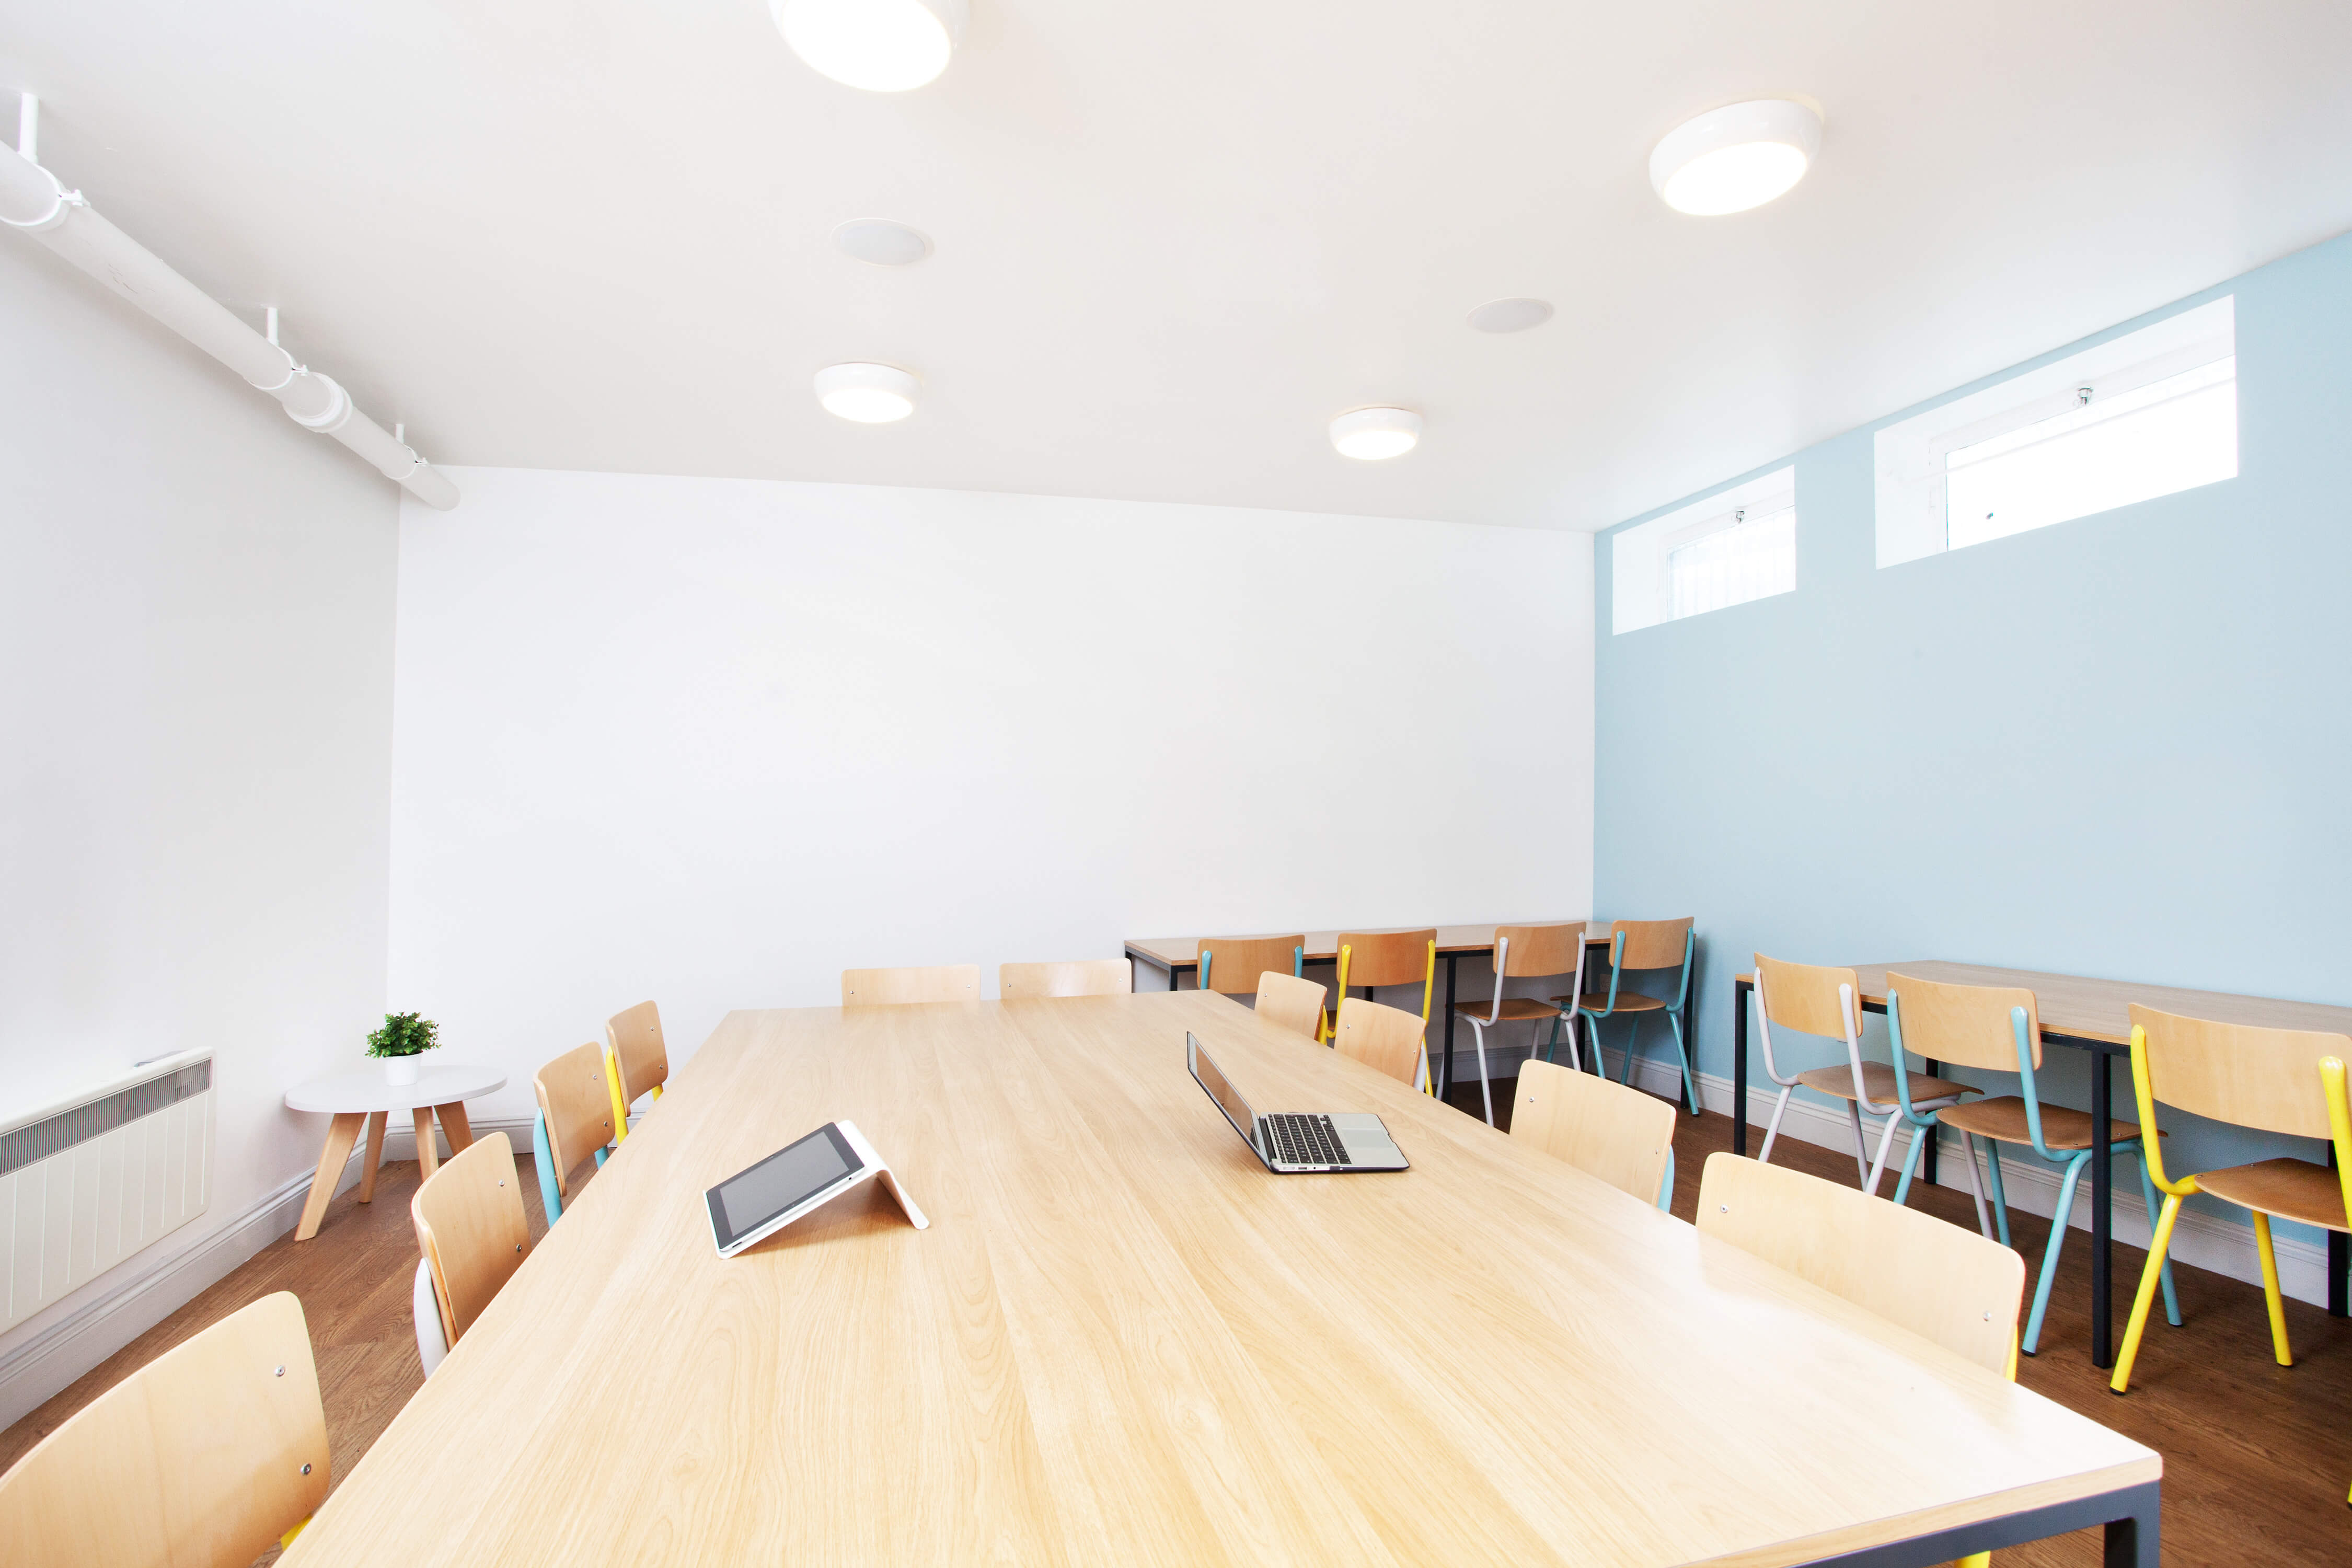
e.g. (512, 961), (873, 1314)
(1732, 960), (2352, 1368)
(285, 991), (2157, 1565)
(1124, 923), (1630, 1099)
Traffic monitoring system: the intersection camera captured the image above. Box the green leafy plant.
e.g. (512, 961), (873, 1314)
(365, 1011), (440, 1059)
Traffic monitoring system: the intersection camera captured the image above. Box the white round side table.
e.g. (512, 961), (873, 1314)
(284, 1063), (507, 1240)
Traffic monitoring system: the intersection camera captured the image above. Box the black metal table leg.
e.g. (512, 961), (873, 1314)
(1441, 953), (1460, 1101)
(1733, 977), (1750, 1157)
(2091, 1049), (2114, 1368)
(1921, 1059), (1941, 1187)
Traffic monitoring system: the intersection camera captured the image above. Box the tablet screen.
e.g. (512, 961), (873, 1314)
(708, 1123), (861, 1249)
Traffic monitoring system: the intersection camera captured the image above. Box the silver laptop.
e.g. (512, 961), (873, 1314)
(1186, 1032), (1409, 1172)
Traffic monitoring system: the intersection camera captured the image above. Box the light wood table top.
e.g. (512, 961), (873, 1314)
(284, 991), (2154, 1566)
(1839, 961), (2352, 1048)
(1125, 921), (1610, 970)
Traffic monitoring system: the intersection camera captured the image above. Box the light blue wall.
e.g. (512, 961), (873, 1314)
(1594, 228), (2352, 1240)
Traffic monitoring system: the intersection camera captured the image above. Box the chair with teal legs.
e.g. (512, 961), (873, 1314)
(1880, 971), (2178, 1357)
(1555, 919), (1699, 1115)
(532, 1039), (615, 1223)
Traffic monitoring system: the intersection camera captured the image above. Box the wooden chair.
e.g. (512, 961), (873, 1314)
(1879, 971), (2176, 1356)
(1254, 970), (1331, 1040)
(533, 1040), (615, 1223)
(1334, 996), (1432, 1092)
(412, 1131), (532, 1376)
(1000, 958), (1133, 999)
(1328, 930), (1436, 1085)
(1699, 1152), (2025, 1377)
(841, 965), (982, 1005)
(1195, 934), (1304, 996)
(1511, 1058), (1674, 1208)
(1557, 918), (1699, 1114)
(2110, 1005), (2352, 1394)
(0, 1290), (330, 1564)
(604, 999), (670, 1145)
(2323, 1057), (2352, 1506)
(1749, 953), (1976, 1194)
(1450, 923), (1583, 1126)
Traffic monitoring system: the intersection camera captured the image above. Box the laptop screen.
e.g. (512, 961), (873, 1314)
(1187, 1035), (1257, 1144)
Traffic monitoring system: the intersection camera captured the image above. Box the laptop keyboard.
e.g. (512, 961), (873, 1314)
(1264, 1113), (1351, 1167)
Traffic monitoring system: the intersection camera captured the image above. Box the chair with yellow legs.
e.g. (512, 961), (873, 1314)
(604, 999), (670, 1146)
(1512, 1058), (1675, 1209)
(2111, 1005), (2352, 1396)
(2323, 1057), (2352, 1506)
(0, 1291), (330, 1564)
(533, 1039), (617, 1224)
(1254, 970), (1331, 1041)
(1333, 996), (1433, 1093)
(1699, 1153), (2024, 1568)
(1328, 929), (1437, 1093)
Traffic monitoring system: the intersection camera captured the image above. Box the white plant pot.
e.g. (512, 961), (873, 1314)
(383, 1058), (419, 1087)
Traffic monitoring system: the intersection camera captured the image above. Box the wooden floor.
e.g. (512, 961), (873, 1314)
(6, 1093), (2349, 1566)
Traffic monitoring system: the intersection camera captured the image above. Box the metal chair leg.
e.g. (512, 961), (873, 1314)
(2022, 1151), (2090, 1356)
(2126, 1144), (2181, 1328)
(1843, 1100), (1871, 1186)
(1469, 1020), (1495, 1127)
(1757, 1085), (1794, 1166)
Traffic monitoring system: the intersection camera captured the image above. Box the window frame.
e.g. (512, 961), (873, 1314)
(1610, 466), (1797, 634)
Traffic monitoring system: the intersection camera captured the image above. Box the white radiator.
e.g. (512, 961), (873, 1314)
(0, 1049), (213, 1332)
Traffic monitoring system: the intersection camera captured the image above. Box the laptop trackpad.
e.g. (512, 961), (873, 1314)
(1330, 1113), (1402, 1162)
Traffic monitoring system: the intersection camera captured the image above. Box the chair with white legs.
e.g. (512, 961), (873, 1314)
(1449, 923), (1584, 1126)
(1876, 972), (2177, 1357)
(1749, 954), (1977, 1193)
(411, 1131), (533, 1377)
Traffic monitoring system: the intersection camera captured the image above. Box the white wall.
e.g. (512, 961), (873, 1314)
(389, 467), (1595, 1119)
(0, 240), (399, 1415)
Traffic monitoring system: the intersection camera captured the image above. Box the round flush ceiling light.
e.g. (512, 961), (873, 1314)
(814, 362), (920, 423)
(1329, 407), (1422, 461)
(770, 0), (968, 92)
(832, 218), (933, 266)
(1467, 297), (1553, 334)
(1649, 99), (1823, 216)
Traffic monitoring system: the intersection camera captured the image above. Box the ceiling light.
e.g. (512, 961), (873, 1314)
(1468, 298), (1553, 334)
(814, 362), (920, 423)
(1330, 407), (1421, 461)
(770, 0), (968, 93)
(1649, 99), (1823, 216)
(832, 218), (934, 266)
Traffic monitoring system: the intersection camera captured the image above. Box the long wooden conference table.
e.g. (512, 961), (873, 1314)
(285, 991), (2158, 1565)
(1125, 922), (1641, 1102)
(1734, 961), (2352, 1369)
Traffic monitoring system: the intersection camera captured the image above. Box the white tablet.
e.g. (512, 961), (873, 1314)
(705, 1119), (928, 1258)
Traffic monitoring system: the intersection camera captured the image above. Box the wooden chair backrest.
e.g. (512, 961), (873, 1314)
(1611, 917), (1693, 972)
(1196, 935), (1304, 996)
(605, 999), (669, 1105)
(1496, 923), (1583, 979)
(1254, 971), (1329, 1041)
(1000, 959), (1134, 999)
(535, 1040), (616, 1200)
(841, 965), (982, 1005)
(1887, 971), (2040, 1073)
(0, 1290), (329, 1566)
(1335, 929), (1437, 991)
(1753, 953), (1860, 1041)
(1697, 1153), (2023, 1375)
(2131, 1003), (2351, 1140)
(1333, 997), (1427, 1087)
(1510, 1059), (1676, 1204)
(412, 1132), (532, 1348)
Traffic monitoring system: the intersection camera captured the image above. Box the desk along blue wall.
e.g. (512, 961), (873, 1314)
(1593, 228), (2352, 1253)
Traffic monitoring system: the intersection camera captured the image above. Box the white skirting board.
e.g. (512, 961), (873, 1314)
(0, 1114), (535, 1432)
(1573, 1044), (2336, 1308)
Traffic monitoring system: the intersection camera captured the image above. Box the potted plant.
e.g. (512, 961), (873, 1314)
(366, 1011), (440, 1086)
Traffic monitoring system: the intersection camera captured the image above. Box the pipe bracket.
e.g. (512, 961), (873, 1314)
(0, 165), (85, 234)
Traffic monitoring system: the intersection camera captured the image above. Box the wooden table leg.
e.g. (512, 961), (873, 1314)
(296, 1113), (366, 1240)
(436, 1101), (475, 1155)
(413, 1106), (442, 1180)
(358, 1111), (388, 1203)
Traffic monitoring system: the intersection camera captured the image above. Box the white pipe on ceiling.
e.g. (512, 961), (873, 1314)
(0, 106), (458, 511)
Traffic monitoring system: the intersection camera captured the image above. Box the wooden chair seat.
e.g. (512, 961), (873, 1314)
(1937, 1094), (2146, 1152)
(1555, 990), (1667, 1013)
(1794, 1062), (1975, 1106)
(2196, 1157), (2351, 1233)
(1452, 996), (1561, 1023)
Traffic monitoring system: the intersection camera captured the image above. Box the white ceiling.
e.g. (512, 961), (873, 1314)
(5, 2), (2349, 530)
